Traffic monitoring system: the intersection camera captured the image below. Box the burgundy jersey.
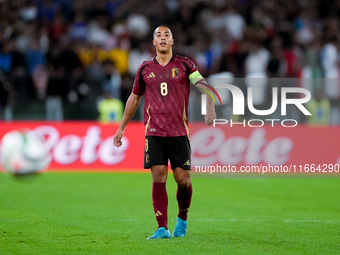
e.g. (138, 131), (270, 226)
(132, 54), (198, 137)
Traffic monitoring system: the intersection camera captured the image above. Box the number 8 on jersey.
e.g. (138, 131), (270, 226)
(160, 82), (168, 96)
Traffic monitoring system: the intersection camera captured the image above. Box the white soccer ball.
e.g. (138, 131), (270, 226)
(0, 130), (51, 175)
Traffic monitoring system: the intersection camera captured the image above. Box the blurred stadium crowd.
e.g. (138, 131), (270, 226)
(0, 0), (339, 124)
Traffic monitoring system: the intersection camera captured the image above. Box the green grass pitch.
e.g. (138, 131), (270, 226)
(1, 172), (340, 254)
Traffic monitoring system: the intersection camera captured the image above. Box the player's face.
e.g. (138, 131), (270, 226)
(153, 27), (174, 54)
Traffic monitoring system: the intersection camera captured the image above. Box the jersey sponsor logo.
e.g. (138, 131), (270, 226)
(147, 72), (156, 78)
(149, 128), (156, 132)
(184, 159), (190, 166)
(171, 68), (178, 78)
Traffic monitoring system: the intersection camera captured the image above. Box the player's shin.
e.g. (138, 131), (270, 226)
(176, 183), (192, 221)
(152, 182), (168, 230)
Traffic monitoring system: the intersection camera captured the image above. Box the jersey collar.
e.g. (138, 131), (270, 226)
(154, 54), (176, 66)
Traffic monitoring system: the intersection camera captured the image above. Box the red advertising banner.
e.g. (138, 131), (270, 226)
(0, 122), (145, 172)
(190, 124), (340, 168)
(0, 121), (340, 172)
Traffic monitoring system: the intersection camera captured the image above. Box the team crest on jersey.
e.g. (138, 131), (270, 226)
(171, 68), (178, 78)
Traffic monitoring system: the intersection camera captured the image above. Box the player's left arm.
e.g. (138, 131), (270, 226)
(189, 71), (217, 125)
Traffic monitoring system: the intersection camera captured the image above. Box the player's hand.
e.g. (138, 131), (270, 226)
(205, 109), (216, 125)
(113, 129), (124, 148)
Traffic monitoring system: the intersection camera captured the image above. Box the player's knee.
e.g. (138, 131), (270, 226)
(151, 166), (168, 182)
(176, 178), (190, 189)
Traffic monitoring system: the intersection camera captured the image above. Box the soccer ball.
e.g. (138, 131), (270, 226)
(0, 130), (51, 175)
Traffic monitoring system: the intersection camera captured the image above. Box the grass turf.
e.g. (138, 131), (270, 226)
(0, 173), (340, 254)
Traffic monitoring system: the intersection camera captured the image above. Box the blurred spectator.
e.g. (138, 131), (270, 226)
(120, 73), (134, 104)
(306, 89), (331, 125)
(16, 23), (35, 53)
(46, 42), (65, 121)
(245, 40), (270, 75)
(295, 8), (321, 46)
(127, 12), (150, 39)
(49, 11), (66, 42)
(107, 45), (129, 76)
(86, 16), (109, 45)
(38, 0), (60, 23)
(11, 39), (30, 103)
(0, 39), (14, 74)
(78, 43), (107, 67)
(128, 40), (152, 76)
(26, 39), (48, 99)
(69, 11), (87, 42)
(222, 5), (245, 41)
(274, 6), (294, 48)
(267, 37), (286, 78)
(298, 38), (323, 96)
(321, 36), (340, 99)
(20, 0), (38, 22)
(0, 39), (15, 120)
(0, 70), (11, 120)
(103, 23), (130, 51)
(105, 0), (123, 17)
(46, 95), (63, 120)
(102, 59), (121, 99)
(97, 91), (124, 123)
(191, 38), (216, 76)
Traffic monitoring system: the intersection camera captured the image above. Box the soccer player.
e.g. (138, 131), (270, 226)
(113, 25), (216, 239)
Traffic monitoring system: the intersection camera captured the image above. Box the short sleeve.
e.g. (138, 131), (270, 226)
(179, 57), (198, 77)
(132, 64), (147, 95)
(187, 58), (198, 74)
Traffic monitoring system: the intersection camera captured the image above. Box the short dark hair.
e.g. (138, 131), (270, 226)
(153, 25), (173, 38)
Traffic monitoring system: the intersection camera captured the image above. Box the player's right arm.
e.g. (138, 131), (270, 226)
(114, 62), (147, 148)
(113, 93), (142, 148)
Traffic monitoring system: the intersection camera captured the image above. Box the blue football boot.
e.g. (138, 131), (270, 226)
(147, 227), (171, 240)
(172, 217), (187, 237)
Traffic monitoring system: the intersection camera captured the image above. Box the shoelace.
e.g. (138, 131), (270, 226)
(154, 228), (165, 235)
(175, 221), (186, 232)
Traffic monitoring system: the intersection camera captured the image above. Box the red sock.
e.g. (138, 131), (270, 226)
(177, 183), (192, 221)
(152, 182), (168, 230)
